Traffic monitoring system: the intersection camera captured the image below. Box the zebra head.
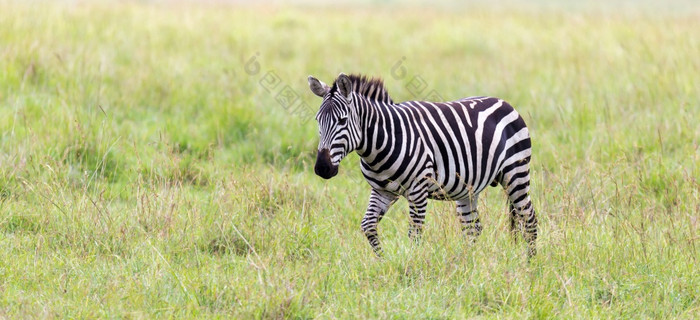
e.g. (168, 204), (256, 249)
(308, 73), (360, 179)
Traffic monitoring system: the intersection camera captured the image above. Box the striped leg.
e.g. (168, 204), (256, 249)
(501, 161), (538, 258)
(516, 202), (538, 258)
(508, 202), (518, 242)
(456, 194), (482, 240)
(407, 194), (428, 242)
(407, 183), (429, 242)
(361, 189), (398, 256)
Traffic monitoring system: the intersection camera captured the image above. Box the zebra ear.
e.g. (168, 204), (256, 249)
(337, 73), (352, 100)
(308, 75), (329, 97)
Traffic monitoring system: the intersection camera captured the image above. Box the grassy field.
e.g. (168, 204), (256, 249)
(1, 0), (699, 318)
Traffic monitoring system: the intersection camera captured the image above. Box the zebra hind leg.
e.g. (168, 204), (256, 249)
(508, 202), (518, 242)
(455, 194), (482, 242)
(515, 202), (538, 258)
(500, 164), (538, 259)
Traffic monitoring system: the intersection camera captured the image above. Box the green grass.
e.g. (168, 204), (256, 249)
(1, 0), (699, 318)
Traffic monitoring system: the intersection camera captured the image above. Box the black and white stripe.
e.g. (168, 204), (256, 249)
(309, 73), (538, 257)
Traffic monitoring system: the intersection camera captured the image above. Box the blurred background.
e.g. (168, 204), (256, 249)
(0, 0), (698, 317)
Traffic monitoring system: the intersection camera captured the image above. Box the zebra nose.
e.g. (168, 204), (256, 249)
(315, 148), (338, 179)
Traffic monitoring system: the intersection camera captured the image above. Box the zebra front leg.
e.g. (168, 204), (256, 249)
(361, 189), (398, 256)
(407, 190), (428, 243)
(456, 194), (482, 241)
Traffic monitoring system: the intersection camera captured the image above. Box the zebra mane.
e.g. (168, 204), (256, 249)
(331, 74), (394, 104)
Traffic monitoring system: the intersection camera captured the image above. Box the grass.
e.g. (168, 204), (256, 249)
(1, 0), (699, 318)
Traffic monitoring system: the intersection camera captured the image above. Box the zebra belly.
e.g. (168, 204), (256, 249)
(360, 166), (420, 195)
(425, 170), (489, 201)
(361, 159), (489, 201)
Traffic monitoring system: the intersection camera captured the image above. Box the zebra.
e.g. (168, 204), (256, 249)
(308, 73), (538, 258)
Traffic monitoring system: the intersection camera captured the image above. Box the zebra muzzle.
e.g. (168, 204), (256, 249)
(315, 148), (338, 179)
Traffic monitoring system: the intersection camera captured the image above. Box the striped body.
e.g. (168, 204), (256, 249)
(359, 97), (530, 204)
(309, 74), (538, 257)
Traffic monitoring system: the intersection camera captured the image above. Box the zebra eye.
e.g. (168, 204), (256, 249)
(337, 117), (348, 126)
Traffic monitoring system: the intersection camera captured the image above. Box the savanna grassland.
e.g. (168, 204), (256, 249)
(0, 0), (698, 318)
